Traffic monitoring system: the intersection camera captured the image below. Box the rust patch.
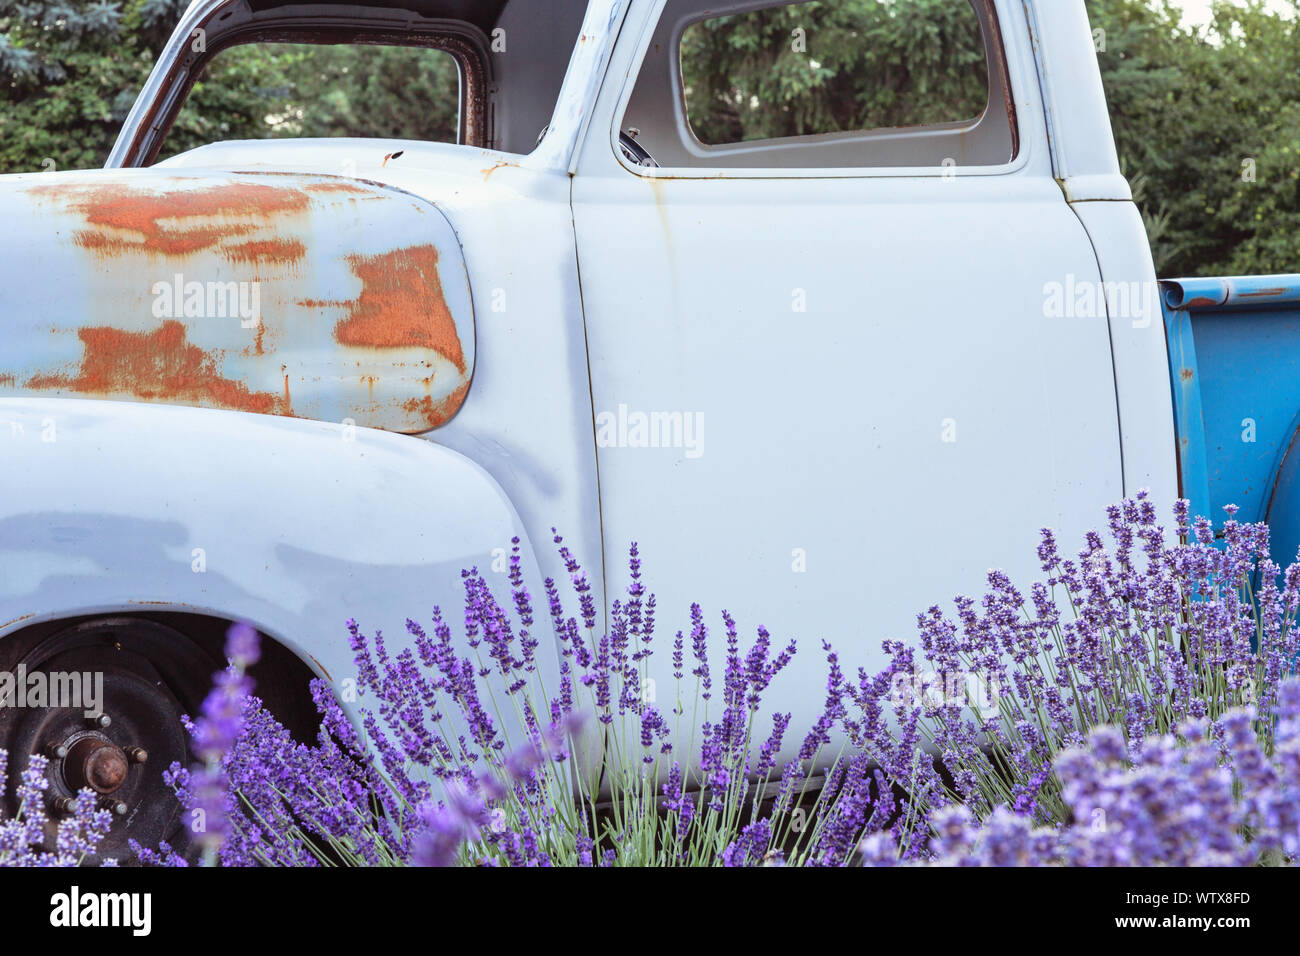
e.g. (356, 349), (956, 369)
(27, 181), (311, 259)
(25, 320), (288, 415)
(302, 181), (372, 195)
(225, 238), (306, 265)
(402, 383), (470, 430)
(1180, 368), (1195, 382)
(306, 653), (334, 683)
(74, 225), (251, 259)
(334, 245), (465, 372)
(297, 299), (353, 309)
(481, 161), (514, 182)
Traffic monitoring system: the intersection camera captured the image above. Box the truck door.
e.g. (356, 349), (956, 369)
(570, 0), (1123, 717)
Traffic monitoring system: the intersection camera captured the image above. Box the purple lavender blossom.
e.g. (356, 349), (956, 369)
(1, 753), (114, 867)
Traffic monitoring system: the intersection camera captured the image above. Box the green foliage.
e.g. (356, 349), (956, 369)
(0, 0), (179, 172)
(165, 43), (460, 159)
(1090, 0), (1300, 276)
(681, 0), (987, 144)
(0, 3), (458, 172)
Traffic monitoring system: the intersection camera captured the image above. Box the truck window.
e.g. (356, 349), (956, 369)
(621, 0), (1016, 170)
(162, 43), (462, 161)
(114, 0), (594, 167)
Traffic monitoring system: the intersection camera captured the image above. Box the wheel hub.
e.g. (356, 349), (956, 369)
(0, 618), (220, 862)
(60, 733), (138, 795)
(70, 737), (127, 793)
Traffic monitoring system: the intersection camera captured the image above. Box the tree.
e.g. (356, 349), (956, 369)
(1088, 0), (1300, 276)
(0, 0), (187, 172)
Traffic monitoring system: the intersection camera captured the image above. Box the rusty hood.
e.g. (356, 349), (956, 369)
(0, 168), (474, 433)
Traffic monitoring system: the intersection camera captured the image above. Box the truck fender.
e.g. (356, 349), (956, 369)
(0, 396), (556, 744)
(0, 167), (475, 434)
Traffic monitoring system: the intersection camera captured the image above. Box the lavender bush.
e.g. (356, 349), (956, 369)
(860, 680), (1300, 866)
(113, 495), (1300, 866)
(148, 536), (891, 866)
(844, 492), (1300, 858)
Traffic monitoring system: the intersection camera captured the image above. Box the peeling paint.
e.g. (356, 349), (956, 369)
(1, 170), (475, 434)
(302, 181), (373, 195)
(25, 320), (288, 416)
(403, 383), (471, 430)
(481, 161), (515, 182)
(307, 653), (334, 683)
(336, 245), (466, 373)
(0, 613), (35, 632)
(226, 238), (307, 265)
(30, 181), (311, 259)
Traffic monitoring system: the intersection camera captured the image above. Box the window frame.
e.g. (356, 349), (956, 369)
(117, 18), (489, 168)
(609, 0), (1024, 180)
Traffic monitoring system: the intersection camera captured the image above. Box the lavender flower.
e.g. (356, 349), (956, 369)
(1, 753), (114, 867)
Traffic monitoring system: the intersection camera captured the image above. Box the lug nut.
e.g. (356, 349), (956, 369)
(87, 713), (111, 729)
(99, 797), (127, 816)
(51, 796), (76, 814)
(125, 747), (148, 765)
(46, 742), (69, 760)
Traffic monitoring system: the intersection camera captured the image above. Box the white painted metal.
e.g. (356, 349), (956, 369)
(1069, 201), (1179, 501)
(569, 0), (1132, 760)
(1024, 0), (1134, 201)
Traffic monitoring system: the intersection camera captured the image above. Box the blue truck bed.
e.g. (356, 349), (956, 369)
(1162, 275), (1300, 568)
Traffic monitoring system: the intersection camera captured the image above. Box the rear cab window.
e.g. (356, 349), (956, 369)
(117, 0), (593, 167)
(163, 43), (463, 161)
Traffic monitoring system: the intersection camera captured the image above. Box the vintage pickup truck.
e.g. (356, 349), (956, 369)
(0, 0), (1294, 856)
